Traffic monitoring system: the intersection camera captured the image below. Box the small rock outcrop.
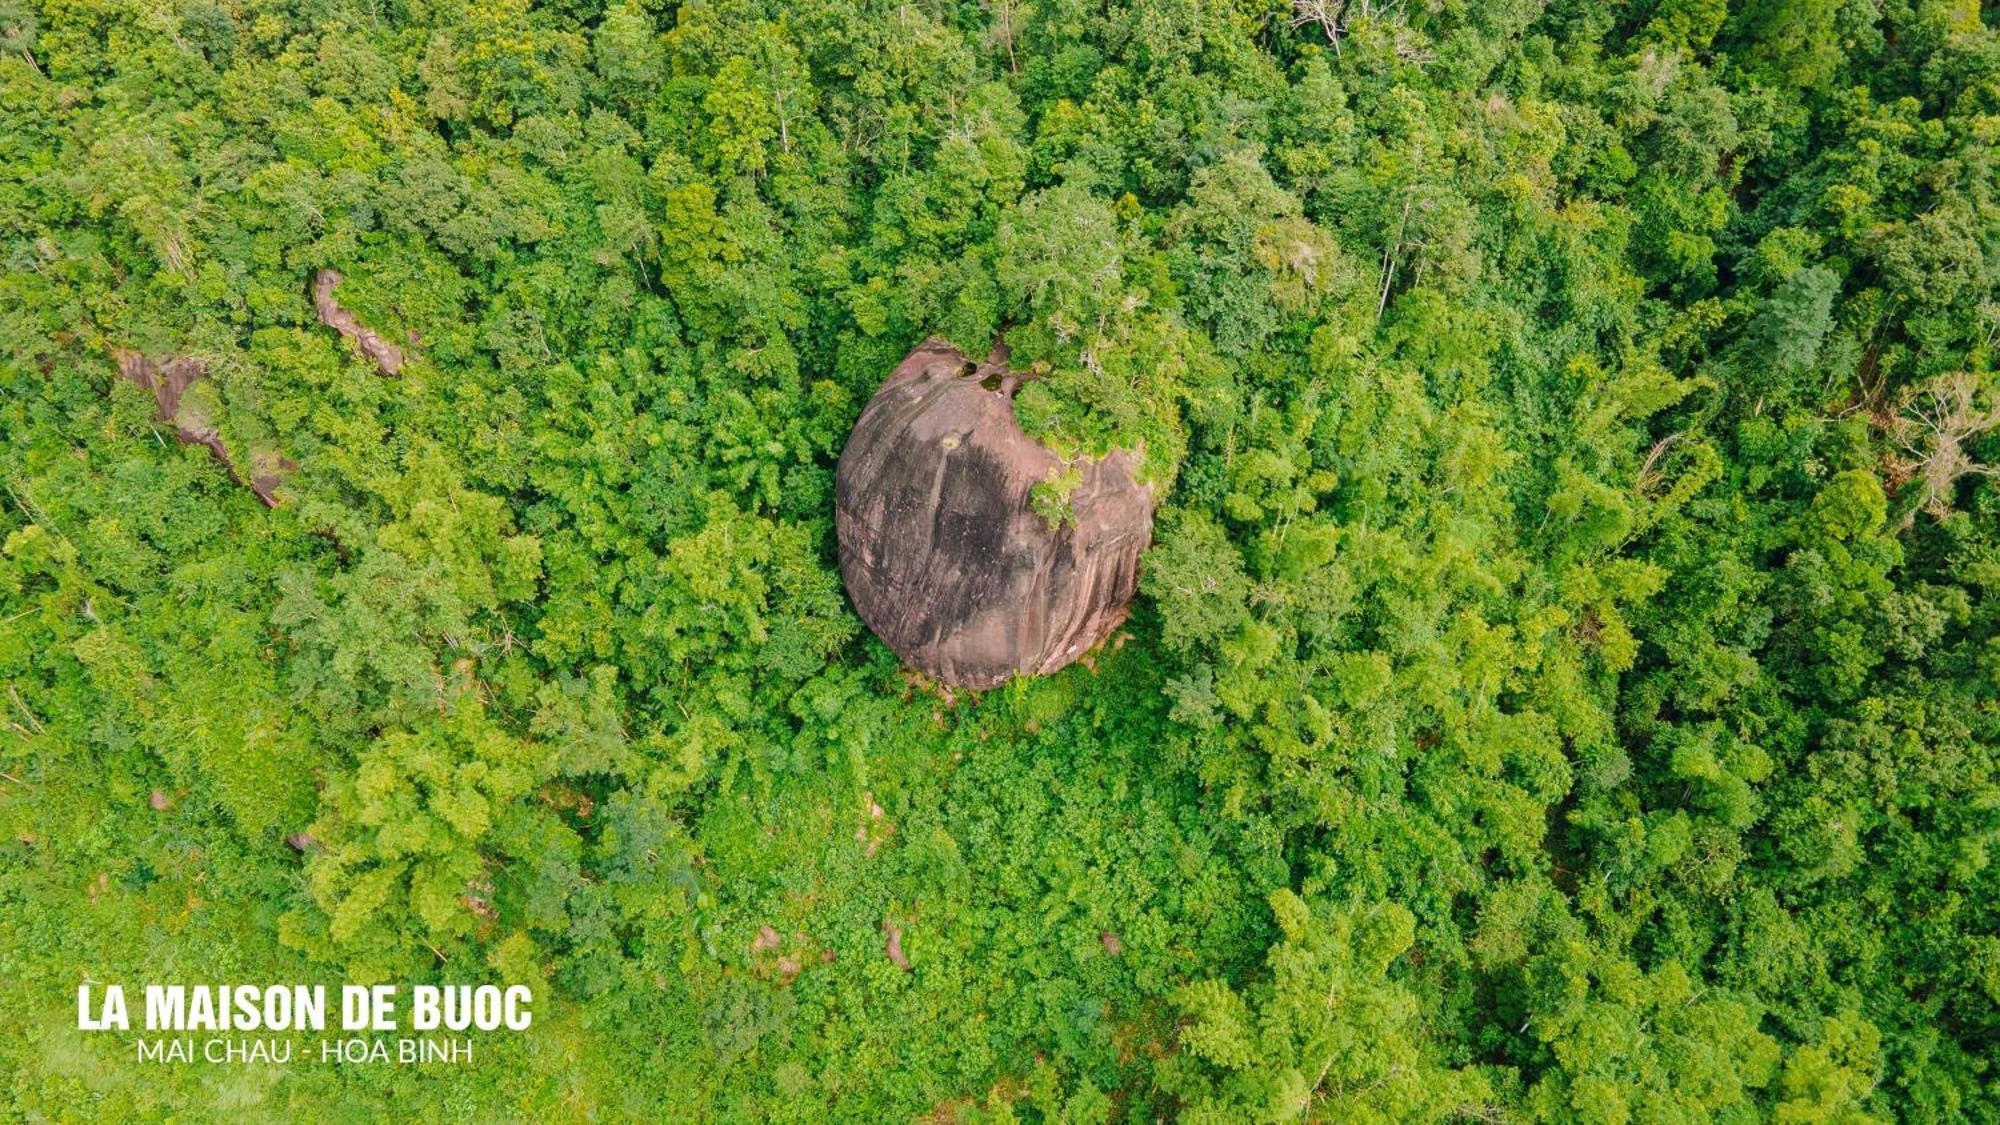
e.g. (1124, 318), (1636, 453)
(834, 338), (1155, 689)
(313, 268), (404, 376)
(115, 351), (293, 506)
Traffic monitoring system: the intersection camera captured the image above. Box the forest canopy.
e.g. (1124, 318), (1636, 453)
(1, 0), (1997, 1119)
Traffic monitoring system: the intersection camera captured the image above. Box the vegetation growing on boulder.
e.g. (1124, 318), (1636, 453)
(836, 339), (1153, 688)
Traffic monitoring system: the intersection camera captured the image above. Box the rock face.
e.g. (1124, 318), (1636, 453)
(835, 339), (1155, 689)
(115, 351), (294, 506)
(313, 268), (404, 376)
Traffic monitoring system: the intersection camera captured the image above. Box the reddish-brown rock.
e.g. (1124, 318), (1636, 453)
(115, 351), (294, 506)
(313, 268), (404, 376)
(835, 338), (1155, 689)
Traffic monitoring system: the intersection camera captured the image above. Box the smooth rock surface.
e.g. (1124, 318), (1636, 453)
(835, 338), (1154, 688)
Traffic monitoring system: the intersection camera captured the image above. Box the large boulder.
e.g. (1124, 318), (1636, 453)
(835, 339), (1155, 688)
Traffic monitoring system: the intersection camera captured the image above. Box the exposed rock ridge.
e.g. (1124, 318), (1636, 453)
(114, 351), (294, 506)
(313, 268), (404, 376)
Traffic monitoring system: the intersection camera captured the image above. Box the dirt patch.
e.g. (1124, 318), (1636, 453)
(884, 919), (911, 971)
